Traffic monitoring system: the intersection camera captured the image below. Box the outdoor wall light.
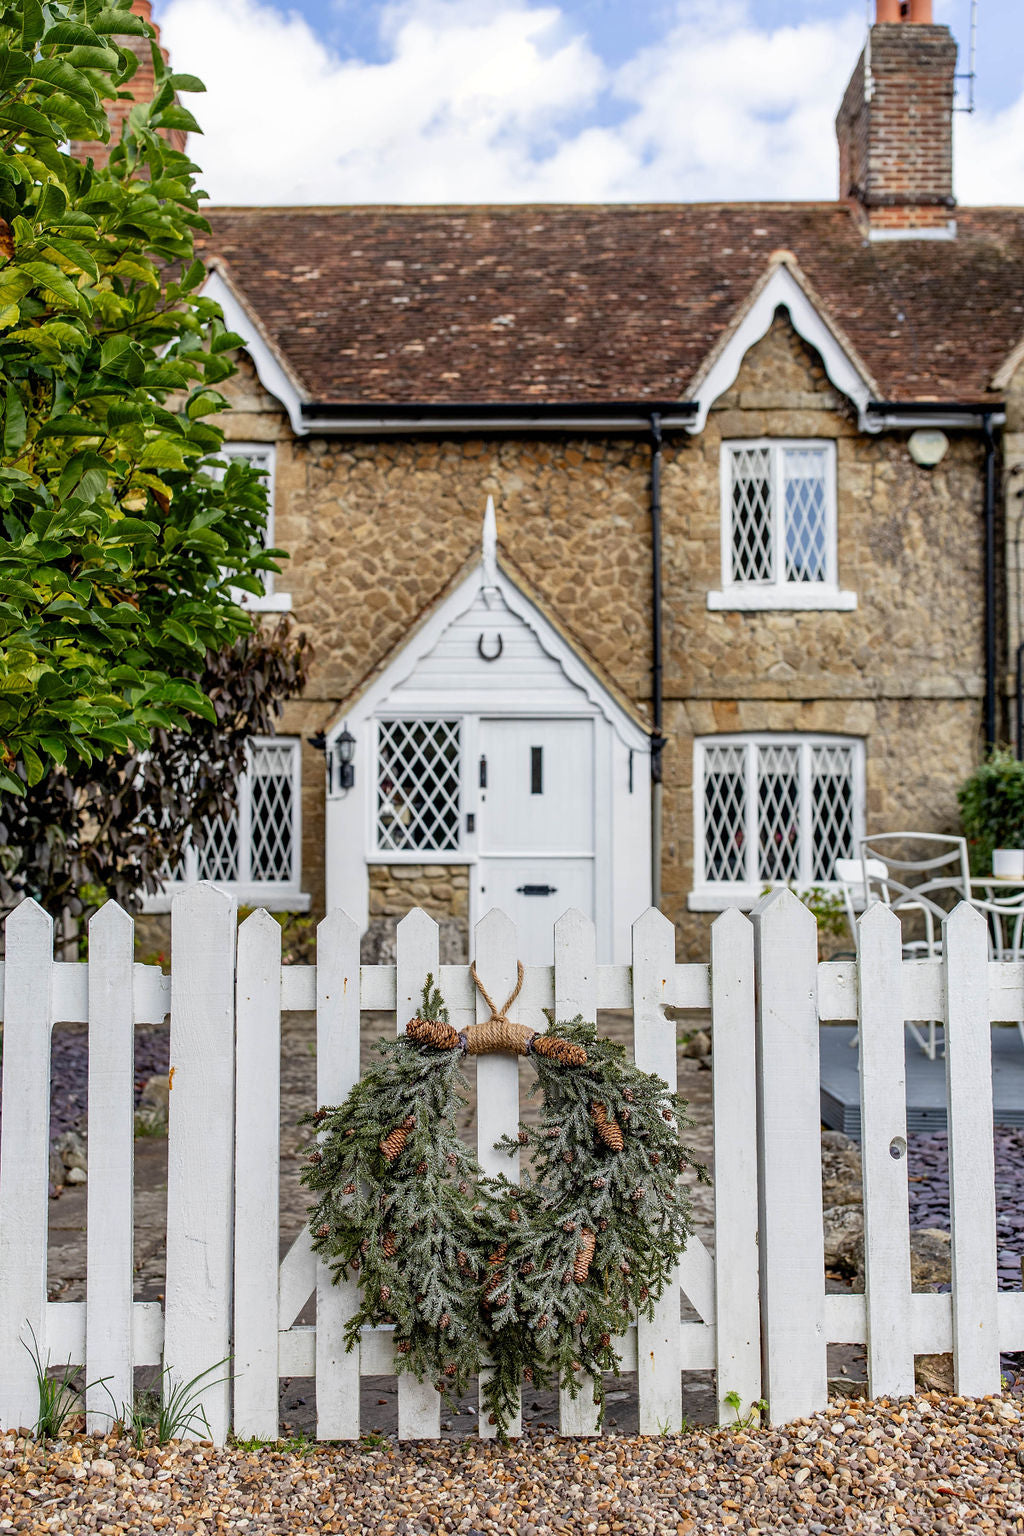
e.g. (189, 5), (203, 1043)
(335, 726), (356, 793)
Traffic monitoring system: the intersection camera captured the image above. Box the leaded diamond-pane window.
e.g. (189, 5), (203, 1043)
(211, 443), (277, 601)
(724, 441), (836, 594)
(376, 720), (461, 853)
(176, 737), (301, 892)
(703, 745), (747, 881)
(698, 736), (861, 891)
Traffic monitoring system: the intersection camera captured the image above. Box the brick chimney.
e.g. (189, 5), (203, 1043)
(69, 0), (187, 168)
(836, 0), (957, 239)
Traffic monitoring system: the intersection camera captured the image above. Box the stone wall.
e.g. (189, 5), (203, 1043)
(220, 315), (989, 957)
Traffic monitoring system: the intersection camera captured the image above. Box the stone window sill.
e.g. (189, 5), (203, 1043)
(707, 588), (857, 612)
(140, 887), (311, 914)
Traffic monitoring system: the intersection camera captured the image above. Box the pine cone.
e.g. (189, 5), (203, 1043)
(592, 1103), (624, 1153)
(444, 1363), (457, 1377)
(343, 1182), (356, 1195)
(524, 1367), (533, 1383)
(623, 1088), (635, 1102)
(508, 1208), (520, 1223)
(532, 1035), (588, 1067)
(592, 1177), (607, 1189)
(561, 1270), (572, 1285)
(382, 1232), (397, 1258)
(440, 1312), (450, 1330)
(537, 1314), (549, 1329)
(403, 1115), (415, 1129)
(447, 1152), (458, 1168)
(406, 1016), (461, 1051)
(520, 1261), (535, 1276)
(632, 1186), (646, 1202)
(562, 1221), (576, 1233)
(307, 1149), (323, 1165)
(458, 1180), (469, 1195)
(573, 1227), (596, 1283)
(599, 1219), (608, 1232)
(576, 1309), (588, 1326)
(562, 1151), (574, 1164)
(313, 1107), (328, 1124)
(600, 1333), (611, 1348)
(380, 1125), (409, 1162)
(350, 1257), (360, 1272)
(518, 1129), (529, 1145)
(416, 1160), (428, 1176)
(661, 1108), (673, 1122)
(397, 1340), (410, 1355)
(620, 1109), (631, 1123)
(379, 1285), (391, 1303)
(316, 1223), (331, 1238)
(651, 1153), (661, 1165)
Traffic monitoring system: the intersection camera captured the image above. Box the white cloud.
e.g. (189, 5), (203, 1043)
(159, 0), (1024, 205)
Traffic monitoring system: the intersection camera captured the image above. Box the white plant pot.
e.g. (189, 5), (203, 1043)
(992, 847), (1024, 880)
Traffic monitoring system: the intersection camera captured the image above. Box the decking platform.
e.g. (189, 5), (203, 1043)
(819, 1024), (1024, 1137)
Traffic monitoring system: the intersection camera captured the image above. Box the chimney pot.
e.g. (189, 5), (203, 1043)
(907, 0), (934, 19)
(876, 0), (901, 20)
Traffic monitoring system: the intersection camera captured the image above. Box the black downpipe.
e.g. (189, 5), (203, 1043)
(649, 413), (665, 907)
(983, 412), (998, 752)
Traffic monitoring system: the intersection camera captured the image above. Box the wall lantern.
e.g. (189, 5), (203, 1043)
(334, 726), (357, 793)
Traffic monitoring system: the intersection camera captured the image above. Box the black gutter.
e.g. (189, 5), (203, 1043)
(984, 411), (998, 752)
(867, 399), (1004, 416)
(300, 399), (698, 426)
(649, 412), (666, 909)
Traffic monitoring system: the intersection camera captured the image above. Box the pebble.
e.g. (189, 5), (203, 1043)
(1, 1395), (1022, 1534)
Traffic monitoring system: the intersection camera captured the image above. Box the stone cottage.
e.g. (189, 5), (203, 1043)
(136, 2), (1024, 960)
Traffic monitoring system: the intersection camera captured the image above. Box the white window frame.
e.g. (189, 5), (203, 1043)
(142, 736), (308, 912)
(215, 442), (292, 613)
(708, 439), (856, 612)
(367, 713), (467, 865)
(689, 732), (865, 911)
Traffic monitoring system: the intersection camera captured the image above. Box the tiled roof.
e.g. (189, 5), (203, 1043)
(197, 203), (1024, 407)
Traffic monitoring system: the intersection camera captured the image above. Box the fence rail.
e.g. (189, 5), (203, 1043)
(0, 885), (1017, 1442)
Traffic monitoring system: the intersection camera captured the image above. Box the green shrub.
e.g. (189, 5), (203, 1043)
(957, 749), (1024, 874)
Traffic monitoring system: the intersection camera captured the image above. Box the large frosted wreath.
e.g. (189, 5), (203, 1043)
(301, 970), (705, 1437)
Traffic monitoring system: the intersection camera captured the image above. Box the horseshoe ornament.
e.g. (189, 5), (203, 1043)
(477, 632), (503, 662)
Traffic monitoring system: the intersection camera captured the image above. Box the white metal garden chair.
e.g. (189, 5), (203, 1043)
(834, 851), (951, 1059)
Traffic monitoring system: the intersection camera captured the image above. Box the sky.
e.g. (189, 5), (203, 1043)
(153, 0), (1024, 206)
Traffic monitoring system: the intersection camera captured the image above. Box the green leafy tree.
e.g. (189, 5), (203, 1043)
(0, 0), (278, 796)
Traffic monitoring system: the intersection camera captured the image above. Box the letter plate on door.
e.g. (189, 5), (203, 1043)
(516, 884), (558, 896)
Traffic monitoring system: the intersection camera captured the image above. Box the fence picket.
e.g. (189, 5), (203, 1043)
(709, 908), (761, 1422)
(554, 909), (601, 1436)
(395, 909), (443, 1439)
(474, 908), (523, 1439)
(0, 901), (54, 1430)
(752, 888), (827, 1425)
(943, 902), (1001, 1396)
(85, 902), (136, 1432)
(165, 884), (237, 1445)
(315, 909), (362, 1439)
(234, 910), (282, 1439)
(632, 908), (683, 1434)
(856, 903), (914, 1398)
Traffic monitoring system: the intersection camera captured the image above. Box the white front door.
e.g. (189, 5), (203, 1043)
(476, 717), (595, 962)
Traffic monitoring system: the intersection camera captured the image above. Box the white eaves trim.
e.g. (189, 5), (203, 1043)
(687, 262), (878, 435)
(326, 557), (651, 756)
(201, 268), (309, 437)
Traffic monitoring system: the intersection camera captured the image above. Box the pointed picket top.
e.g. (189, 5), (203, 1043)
(238, 905), (282, 941)
(750, 883), (818, 936)
(554, 906), (594, 945)
(482, 494), (498, 590)
(856, 898), (902, 942)
(317, 907), (361, 950)
(943, 898), (988, 943)
(4, 896), (52, 941)
(88, 898), (133, 940)
(474, 905), (517, 959)
(396, 906), (439, 945)
(631, 904), (675, 946)
(711, 904), (754, 942)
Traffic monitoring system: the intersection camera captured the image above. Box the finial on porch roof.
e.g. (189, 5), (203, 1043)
(482, 495), (498, 591)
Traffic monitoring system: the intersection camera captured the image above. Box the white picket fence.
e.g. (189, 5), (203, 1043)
(0, 885), (1019, 1444)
